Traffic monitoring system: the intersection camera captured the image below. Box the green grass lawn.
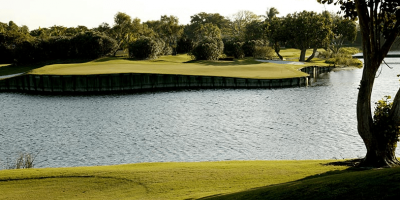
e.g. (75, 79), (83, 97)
(28, 54), (327, 79)
(0, 160), (349, 200)
(0, 49), (331, 79)
(1, 160), (398, 200)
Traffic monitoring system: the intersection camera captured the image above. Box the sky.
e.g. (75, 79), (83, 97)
(0, 0), (341, 30)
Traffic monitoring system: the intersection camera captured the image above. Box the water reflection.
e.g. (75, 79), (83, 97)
(1, 64), (400, 168)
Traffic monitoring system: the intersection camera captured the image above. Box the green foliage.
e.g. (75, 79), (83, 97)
(0, 21), (33, 63)
(373, 96), (400, 145)
(228, 10), (261, 40)
(128, 37), (165, 60)
(144, 15), (183, 55)
(13, 31), (117, 64)
(264, 16), (286, 60)
(265, 7), (280, 21)
(190, 12), (230, 30)
(253, 46), (274, 60)
(244, 21), (266, 41)
(242, 40), (265, 57)
(193, 23), (222, 42)
(176, 36), (194, 54)
(284, 11), (333, 61)
(338, 47), (360, 55)
(321, 47), (362, 67)
(223, 40), (245, 58)
(190, 37), (224, 60)
(323, 53), (362, 67)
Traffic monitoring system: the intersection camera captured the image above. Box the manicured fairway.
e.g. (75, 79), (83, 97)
(26, 49), (331, 78)
(27, 55), (326, 79)
(0, 49), (330, 79)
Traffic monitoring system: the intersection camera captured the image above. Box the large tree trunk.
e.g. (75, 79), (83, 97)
(299, 49), (306, 62)
(273, 42), (283, 60)
(357, 60), (400, 168)
(355, 0), (400, 168)
(306, 47), (318, 62)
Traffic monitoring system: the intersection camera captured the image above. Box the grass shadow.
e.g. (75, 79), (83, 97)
(93, 56), (125, 62)
(197, 159), (400, 200)
(0, 58), (95, 76)
(184, 58), (264, 66)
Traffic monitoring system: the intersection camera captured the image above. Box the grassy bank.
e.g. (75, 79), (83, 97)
(0, 160), (349, 200)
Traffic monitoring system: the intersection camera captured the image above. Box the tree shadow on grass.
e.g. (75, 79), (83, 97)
(0, 58), (94, 76)
(196, 159), (381, 200)
(183, 58), (265, 66)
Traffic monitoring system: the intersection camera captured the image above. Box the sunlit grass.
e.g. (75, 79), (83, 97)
(0, 160), (349, 200)
(28, 52), (329, 79)
(0, 49), (332, 78)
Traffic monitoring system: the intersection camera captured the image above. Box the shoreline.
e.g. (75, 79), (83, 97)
(0, 66), (333, 94)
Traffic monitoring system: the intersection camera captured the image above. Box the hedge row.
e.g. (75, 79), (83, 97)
(3, 31), (117, 64)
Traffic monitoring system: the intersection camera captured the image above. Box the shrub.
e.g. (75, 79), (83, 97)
(190, 37), (224, 60)
(242, 40), (265, 57)
(318, 49), (333, 59)
(224, 40), (245, 59)
(339, 47), (361, 55)
(162, 44), (173, 56)
(324, 53), (363, 67)
(253, 46), (274, 60)
(176, 37), (194, 54)
(321, 47), (362, 67)
(373, 96), (400, 145)
(128, 37), (164, 60)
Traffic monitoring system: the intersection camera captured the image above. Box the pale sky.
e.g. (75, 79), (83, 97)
(0, 0), (340, 30)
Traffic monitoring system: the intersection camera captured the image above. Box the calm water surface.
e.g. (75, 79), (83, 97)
(1, 59), (400, 168)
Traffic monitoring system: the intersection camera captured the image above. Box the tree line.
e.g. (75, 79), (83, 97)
(0, 8), (357, 64)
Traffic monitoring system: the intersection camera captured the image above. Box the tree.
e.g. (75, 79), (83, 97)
(329, 12), (358, 54)
(190, 23), (224, 60)
(190, 12), (230, 30)
(265, 7), (280, 21)
(265, 16), (287, 60)
(111, 12), (135, 55)
(284, 11), (332, 62)
(193, 23), (222, 42)
(229, 10), (261, 40)
(0, 21), (32, 63)
(244, 21), (266, 41)
(187, 12), (231, 40)
(318, 0), (400, 167)
(158, 15), (183, 55)
(145, 15), (182, 55)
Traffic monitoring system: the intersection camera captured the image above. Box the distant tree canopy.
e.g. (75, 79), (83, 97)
(0, 8), (360, 63)
(228, 10), (261, 40)
(14, 31), (117, 64)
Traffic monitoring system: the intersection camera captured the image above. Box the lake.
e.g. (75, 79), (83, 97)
(1, 59), (400, 168)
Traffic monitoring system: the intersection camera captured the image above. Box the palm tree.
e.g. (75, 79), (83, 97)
(265, 7), (280, 21)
